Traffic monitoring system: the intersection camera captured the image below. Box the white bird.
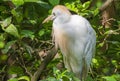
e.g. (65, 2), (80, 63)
(43, 5), (96, 81)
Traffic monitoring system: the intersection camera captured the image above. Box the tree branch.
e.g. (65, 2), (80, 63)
(99, 0), (114, 12)
(31, 47), (57, 81)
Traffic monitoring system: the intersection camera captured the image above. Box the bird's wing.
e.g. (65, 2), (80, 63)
(84, 24), (96, 65)
(81, 22), (96, 80)
(68, 15), (96, 80)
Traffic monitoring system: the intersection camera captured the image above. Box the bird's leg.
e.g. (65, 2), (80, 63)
(81, 57), (88, 81)
(75, 72), (82, 81)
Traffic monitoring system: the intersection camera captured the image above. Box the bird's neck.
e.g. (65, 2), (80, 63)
(54, 14), (71, 24)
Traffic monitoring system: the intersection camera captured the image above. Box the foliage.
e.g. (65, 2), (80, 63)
(41, 67), (80, 81)
(0, 0), (120, 81)
(8, 76), (30, 81)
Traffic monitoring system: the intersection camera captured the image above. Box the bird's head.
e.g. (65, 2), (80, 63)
(42, 5), (71, 24)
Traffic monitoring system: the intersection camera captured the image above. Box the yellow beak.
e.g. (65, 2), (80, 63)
(42, 15), (54, 24)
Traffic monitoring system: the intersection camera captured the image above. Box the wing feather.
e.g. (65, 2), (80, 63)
(82, 23), (96, 80)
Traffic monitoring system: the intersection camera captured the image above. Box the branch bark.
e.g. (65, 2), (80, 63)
(100, 0), (116, 28)
(99, 0), (114, 12)
(31, 47), (57, 81)
(99, 0), (116, 51)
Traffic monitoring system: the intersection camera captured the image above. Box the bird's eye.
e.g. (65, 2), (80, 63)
(53, 12), (56, 16)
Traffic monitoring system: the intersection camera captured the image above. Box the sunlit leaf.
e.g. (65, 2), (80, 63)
(2, 40), (16, 54)
(12, 0), (24, 6)
(38, 29), (45, 37)
(18, 76), (30, 81)
(2, 24), (20, 38)
(98, 42), (104, 47)
(24, 0), (38, 2)
(112, 74), (120, 80)
(8, 78), (18, 81)
(1, 17), (12, 27)
(102, 76), (116, 81)
(93, 8), (99, 16)
(82, 1), (91, 9)
(92, 58), (98, 64)
(65, 3), (78, 13)
(0, 41), (5, 48)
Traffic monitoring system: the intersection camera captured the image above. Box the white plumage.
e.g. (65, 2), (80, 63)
(43, 5), (96, 81)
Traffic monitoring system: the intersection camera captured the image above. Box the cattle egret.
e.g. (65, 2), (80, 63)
(42, 5), (96, 81)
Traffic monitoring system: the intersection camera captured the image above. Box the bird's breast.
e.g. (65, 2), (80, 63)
(52, 16), (89, 56)
(53, 25), (73, 55)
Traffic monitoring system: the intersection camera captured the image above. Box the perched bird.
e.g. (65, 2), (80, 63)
(42, 5), (96, 81)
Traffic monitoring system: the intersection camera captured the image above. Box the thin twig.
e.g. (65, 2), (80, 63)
(17, 49), (33, 77)
(31, 47), (57, 81)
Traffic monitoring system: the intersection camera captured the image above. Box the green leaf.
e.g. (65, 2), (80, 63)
(12, 0), (24, 6)
(22, 43), (33, 56)
(0, 6), (6, 11)
(0, 65), (7, 73)
(93, 8), (99, 16)
(11, 9), (23, 23)
(8, 78), (18, 81)
(36, 1), (50, 9)
(0, 54), (7, 61)
(86, 75), (94, 81)
(82, 1), (91, 9)
(21, 30), (35, 40)
(49, 0), (60, 6)
(65, 3), (78, 13)
(23, 5), (36, 19)
(29, 20), (37, 25)
(18, 76), (30, 81)
(38, 29), (45, 37)
(2, 40), (16, 54)
(112, 74), (120, 80)
(0, 41), (5, 48)
(1, 17), (12, 27)
(8, 66), (24, 75)
(92, 58), (98, 64)
(0, 34), (5, 41)
(24, 0), (50, 9)
(24, 0), (38, 2)
(72, 76), (80, 81)
(102, 76), (116, 81)
(98, 42), (104, 47)
(2, 24), (20, 38)
(62, 76), (70, 81)
(46, 77), (58, 81)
